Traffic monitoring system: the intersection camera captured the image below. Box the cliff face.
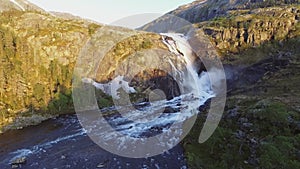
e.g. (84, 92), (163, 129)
(201, 6), (300, 54)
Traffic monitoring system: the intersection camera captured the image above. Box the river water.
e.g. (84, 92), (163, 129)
(0, 115), (188, 169)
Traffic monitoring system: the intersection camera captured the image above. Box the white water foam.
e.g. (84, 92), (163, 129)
(161, 33), (214, 100)
(9, 129), (86, 163)
(82, 75), (136, 99)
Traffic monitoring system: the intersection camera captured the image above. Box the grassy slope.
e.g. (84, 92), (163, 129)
(183, 26), (300, 169)
(182, 2), (300, 168)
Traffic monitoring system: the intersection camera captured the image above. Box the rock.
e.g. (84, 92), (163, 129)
(166, 3), (299, 54)
(97, 160), (109, 168)
(164, 106), (180, 113)
(10, 157), (26, 166)
(97, 163), (105, 168)
(11, 164), (19, 169)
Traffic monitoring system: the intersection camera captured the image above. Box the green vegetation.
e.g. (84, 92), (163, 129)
(199, 5), (300, 55)
(183, 37), (300, 169)
(223, 37), (300, 66)
(88, 23), (101, 36)
(0, 10), (92, 131)
(140, 39), (153, 49)
(185, 97), (300, 168)
(1, 4), (300, 169)
(95, 89), (113, 109)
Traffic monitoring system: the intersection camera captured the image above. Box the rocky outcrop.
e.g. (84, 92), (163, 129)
(201, 6), (300, 53)
(143, 1), (299, 55)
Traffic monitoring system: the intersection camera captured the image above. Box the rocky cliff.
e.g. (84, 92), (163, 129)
(200, 6), (300, 54)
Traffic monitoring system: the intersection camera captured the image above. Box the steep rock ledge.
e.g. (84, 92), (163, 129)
(200, 6), (300, 54)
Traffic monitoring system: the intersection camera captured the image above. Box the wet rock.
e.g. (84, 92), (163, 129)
(164, 107), (180, 113)
(97, 160), (109, 168)
(10, 157), (26, 168)
(97, 163), (105, 168)
(11, 164), (19, 169)
(10, 157), (26, 165)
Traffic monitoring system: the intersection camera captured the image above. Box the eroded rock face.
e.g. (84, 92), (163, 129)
(75, 27), (192, 101)
(202, 6), (300, 53)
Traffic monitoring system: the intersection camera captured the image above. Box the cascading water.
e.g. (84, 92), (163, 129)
(81, 33), (215, 139)
(87, 33), (214, 106)
(161, 33), (214, 103)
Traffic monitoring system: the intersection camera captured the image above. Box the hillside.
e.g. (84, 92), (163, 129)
(0, 0), (186, 132)
(169, 0), (299, 23)
(0, 0), (299, 168)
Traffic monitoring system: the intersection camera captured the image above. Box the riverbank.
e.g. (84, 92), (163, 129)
(0, 114), (188, 169)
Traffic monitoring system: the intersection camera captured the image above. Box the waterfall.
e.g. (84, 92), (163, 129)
(161, 33), (214, 104)
(83, 33), (214, 106)
(77, 34), (217, 153)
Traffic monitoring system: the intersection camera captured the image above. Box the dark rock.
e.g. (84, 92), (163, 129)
(164, 106), (180, 113)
